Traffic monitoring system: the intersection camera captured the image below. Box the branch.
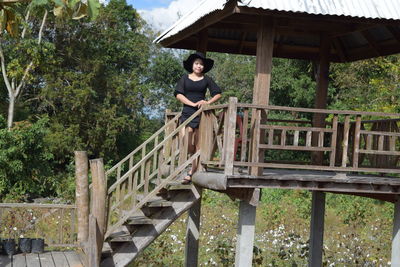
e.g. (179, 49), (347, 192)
(0, 43), (15, 97)
(38, 9), (48, 45)
(21, 9), (31, 39)
(15, 9), (47, 97)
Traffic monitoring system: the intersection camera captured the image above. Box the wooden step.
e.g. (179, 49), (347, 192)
(101, 186), (201, 267)
(125, 215), (153, 225)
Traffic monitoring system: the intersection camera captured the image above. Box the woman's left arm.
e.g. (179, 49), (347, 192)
(207, 93), (221, 105)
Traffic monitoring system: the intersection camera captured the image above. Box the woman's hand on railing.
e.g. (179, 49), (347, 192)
(195, 100), (208, 108)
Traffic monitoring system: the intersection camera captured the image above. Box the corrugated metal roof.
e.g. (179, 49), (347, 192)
(155, 0), (400, 44)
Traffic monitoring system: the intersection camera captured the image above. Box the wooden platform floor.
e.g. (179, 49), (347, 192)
(222, 168), (400, 202)
(0, 251), (84, 267)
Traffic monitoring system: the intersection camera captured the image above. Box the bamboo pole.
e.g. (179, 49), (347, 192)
(75, 151), (89, 245)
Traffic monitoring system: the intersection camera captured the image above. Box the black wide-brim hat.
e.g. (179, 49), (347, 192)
(183, 52), (214, 73)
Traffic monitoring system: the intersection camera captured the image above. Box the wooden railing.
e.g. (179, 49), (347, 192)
(104, 108), (203, 238)
(0, 203), (77, 247)
(201, 99), (400, 175)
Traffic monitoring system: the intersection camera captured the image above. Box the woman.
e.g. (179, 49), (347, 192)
(174, 52), (222, 184)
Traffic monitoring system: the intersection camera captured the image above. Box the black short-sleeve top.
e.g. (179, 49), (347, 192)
(174, 75), (222, 105)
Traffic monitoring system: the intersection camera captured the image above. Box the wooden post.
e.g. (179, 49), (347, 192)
(225, 97), (238, 175)
(75, 151), (89, 245)
(235, 201), (257, 267)
(308, 191), (326, 267)
(87, 214), (101, 267)
(250, 17), (275, 177)
(184, 189), (203, 267)
(312, 35), (331, 165)
(89, 158), (107, 262)
(392, 197), (400, 265)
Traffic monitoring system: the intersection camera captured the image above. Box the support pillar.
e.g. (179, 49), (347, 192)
(308, 191), (326, 267)
(312, 35), (331, 164)
(184, 189), (202, 267)
(392, 197), (400, 265)
(235, 201), (257, 267)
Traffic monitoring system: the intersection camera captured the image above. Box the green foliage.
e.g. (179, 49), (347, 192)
(0, 116), (55, 201)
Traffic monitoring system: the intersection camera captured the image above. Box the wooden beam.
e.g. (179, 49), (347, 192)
(308, 191), (326, 267)
(361, 29), (381, 56)
(197, 29), (208, 54)
(332, 37), (347, 62)
(386, 25), (400, 43)
(75, 151), (89, 246)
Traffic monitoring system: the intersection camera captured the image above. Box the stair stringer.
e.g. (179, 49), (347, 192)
(100, 185), (201, 267)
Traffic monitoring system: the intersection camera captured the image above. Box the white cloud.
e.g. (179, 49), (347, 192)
(139, 0), (199, 31)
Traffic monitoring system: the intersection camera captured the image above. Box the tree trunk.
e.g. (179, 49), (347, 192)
(7, 96), (15, 129)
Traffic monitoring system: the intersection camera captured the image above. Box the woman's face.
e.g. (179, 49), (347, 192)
(192, 58), (204, 74)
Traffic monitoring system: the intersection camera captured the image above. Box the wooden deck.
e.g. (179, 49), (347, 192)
(194, 168), (400, 202)
(0, 251), (84, 267)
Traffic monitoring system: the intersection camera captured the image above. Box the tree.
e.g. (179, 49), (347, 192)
(0, 0), (100, 129)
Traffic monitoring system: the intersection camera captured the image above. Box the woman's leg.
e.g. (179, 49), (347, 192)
(190, 127), (200, 175)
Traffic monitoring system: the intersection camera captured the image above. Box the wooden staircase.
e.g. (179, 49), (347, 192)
(97, 109), (203, 266)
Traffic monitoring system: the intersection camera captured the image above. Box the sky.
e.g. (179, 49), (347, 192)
(128, 0), (199, 31)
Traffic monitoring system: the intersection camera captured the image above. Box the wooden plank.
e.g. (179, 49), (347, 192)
(260, 124), (334, 132)
(360, 129), (400, 137)
(51, 252), (69, 267)
(75, 151), (89, 244)
(341, 115), (350, 167)
(26, 253), (41, 267)
(13, 254), (26, 267)
(259, 144), (332, 152)
(390, 136), (397, 151)
(359, 150), (400, 156)
(140, 146), (146, 186)
(233, 161), (400, 174)
(352, 116), (362, 168)
(38, 252), (55, 267)
(153, 136), (159, 173)
(329, 115), (338, 167)
(64, 251), (84, 267)
(236, 103), (400, 117)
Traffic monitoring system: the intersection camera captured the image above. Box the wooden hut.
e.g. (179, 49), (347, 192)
(67, 1), (400, 266)
(153, 0), (400, 266)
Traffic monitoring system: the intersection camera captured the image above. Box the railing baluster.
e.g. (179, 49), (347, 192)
(341, 115), (351, 167)
(306, 131), (312, 147)
(144, 160), (151, 195)
(329, 115), (338, 167)
(140, 146), (146, 185)
(390, 136), (396, 151)
(353, 115), (362, 168)
(318, 131), (324, 147)
(293, 130), (299, 146)
(132, 172), (138, 207)
(153, 136), (159, 173)
(241, 109), (249, 162)
(281, 129), (286, 146)
(170, 135), (176, 173)
(70, 208), (76, 245)
(268, 128), (274, 146)
(378, 135), (384, 151)
(366, 134), (372, 150)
